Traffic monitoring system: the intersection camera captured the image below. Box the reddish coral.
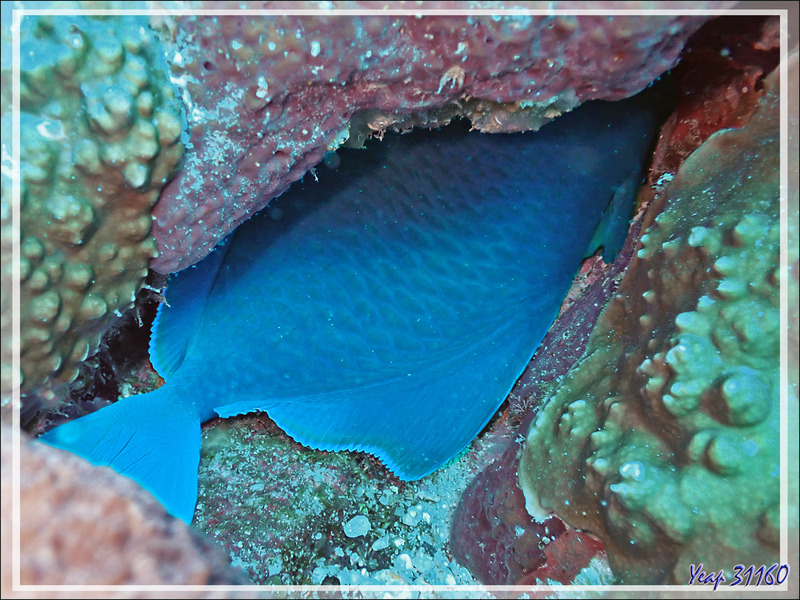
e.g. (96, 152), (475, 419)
(450, 412), (564, 585)
(648, 15), (780, 186)
(516, 530), (606, 587)
(520, 62), (782, 584)
(450, 409), (605, 586)
(1, 424), (249, 597)
(150, 5), (721, 273)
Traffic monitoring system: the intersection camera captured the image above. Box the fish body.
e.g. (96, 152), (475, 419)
(42, 89), (665, 523)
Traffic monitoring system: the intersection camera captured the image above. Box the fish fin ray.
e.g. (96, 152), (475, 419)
(151, 239), (232, 378)
(216, 323), (535, 480)
(39, 386), (201, 524)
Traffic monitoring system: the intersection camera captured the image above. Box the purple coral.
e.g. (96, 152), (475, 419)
(151, 7), (718, 273)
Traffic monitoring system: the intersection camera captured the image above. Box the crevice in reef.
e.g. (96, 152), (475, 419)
(25, 271), (168, 436)
(5, 9), (793, 591)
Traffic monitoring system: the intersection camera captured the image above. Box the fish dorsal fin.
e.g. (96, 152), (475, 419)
(150, 239), (232, 379)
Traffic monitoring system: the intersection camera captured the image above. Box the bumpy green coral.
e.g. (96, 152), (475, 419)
(518, 69), (782, 583)
(1, 14), (183, 408)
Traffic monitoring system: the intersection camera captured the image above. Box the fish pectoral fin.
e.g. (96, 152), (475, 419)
(39, 387), (201, 524)
(586, 172), (641, 263)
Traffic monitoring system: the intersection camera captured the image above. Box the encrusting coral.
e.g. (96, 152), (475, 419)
(518, 61), (785, 584)
(150, 6), (719, 273)
(448, 15), (786, 587)
(0, 14), (183, 411)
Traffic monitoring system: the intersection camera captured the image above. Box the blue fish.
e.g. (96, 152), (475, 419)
(41, 90), (664, 523)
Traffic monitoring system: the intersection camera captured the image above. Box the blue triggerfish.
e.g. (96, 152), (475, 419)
(42, 87), (667, 523)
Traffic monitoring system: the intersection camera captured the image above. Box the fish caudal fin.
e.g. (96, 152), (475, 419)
(39, 386), (201, 524)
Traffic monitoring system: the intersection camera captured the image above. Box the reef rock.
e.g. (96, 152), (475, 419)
(518, 60), (786, 583)
(150, 4), (722, 272)
(0, 14), (183, 410)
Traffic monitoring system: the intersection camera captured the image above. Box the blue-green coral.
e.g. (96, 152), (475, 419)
(518, 68), (783, 584)
(0, 14), (182, 407)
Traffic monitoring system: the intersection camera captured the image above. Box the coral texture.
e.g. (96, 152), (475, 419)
(0, 15), (183, 409)
(0, 423), (249, 595)
(649, 15), (780, 185)
(450, 410), (607, 585)
(151, 5), (718, 272)
(518, 64), (783, 584)
(449, 15), (783, 587)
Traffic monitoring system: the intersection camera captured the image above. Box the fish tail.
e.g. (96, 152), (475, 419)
(39, 386), (201, 524)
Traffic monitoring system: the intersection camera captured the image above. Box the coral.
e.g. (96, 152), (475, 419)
(0, 423), (249, 595)
(0, 14), (183, 410)
(30, 279), (167, 435)
(150, 5), (721, 272)
(518, 62), (783, 584)
(648, 15), (780, 186)
(450, 411), (606, 585)
(449, 16), (785, 587)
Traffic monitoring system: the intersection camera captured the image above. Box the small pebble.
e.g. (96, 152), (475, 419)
(394, 552), (415, 573)
(412, 550), (433, 573)
(403, 504), (423, 527)
(416, 489), (441, 502)
(267, 558), (282, 576)
(343, 514), (371, 538)
(371, 535), (390, 551)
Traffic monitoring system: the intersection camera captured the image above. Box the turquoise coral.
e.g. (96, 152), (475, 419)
(0, 13), (183, 408)
(518, 65), (785, 584)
